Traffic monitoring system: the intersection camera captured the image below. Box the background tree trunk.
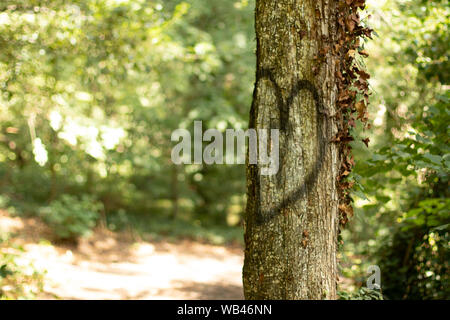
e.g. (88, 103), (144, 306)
(243, 0), (340, 299)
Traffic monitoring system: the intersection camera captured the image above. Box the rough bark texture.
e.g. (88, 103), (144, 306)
(243, 0), (340, 300)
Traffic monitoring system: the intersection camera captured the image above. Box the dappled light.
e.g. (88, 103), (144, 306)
(0, 0), (448, 301)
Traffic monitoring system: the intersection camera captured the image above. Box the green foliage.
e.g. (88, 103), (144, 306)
(343, 0), (449, 300)
(362, 71), (449, 300)
(0, 0), (254, 230)
(0, 232), (45, 299)
(0, 0), (447, 300)
(39, 195), (102, 241)
(397, 0), (449, 84)
(376, 223), (449, 300)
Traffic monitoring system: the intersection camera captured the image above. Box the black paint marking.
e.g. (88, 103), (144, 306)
(249, 68), (328, 225)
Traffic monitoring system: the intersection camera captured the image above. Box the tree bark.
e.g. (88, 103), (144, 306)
(243, 0), (340, 299)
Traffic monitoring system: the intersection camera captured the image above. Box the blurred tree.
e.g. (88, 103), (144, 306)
(0, 0), (255, 233)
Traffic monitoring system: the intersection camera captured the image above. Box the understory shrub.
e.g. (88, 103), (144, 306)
(39, 195), (103, 241)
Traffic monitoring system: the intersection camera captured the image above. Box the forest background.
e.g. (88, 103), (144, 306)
(0, 0), (448, 300)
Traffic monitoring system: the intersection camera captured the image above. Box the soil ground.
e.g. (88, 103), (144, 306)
(0, 210), (244, 300)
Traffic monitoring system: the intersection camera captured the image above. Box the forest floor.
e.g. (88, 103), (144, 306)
(0, 210), (244, 299)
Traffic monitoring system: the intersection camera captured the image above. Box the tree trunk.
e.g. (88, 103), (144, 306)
(243, 0), (340, 299)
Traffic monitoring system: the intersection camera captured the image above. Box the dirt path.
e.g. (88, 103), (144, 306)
(1, 211), (244, 300)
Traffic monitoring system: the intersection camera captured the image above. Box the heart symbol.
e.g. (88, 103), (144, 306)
(249, 68), (329, 225)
